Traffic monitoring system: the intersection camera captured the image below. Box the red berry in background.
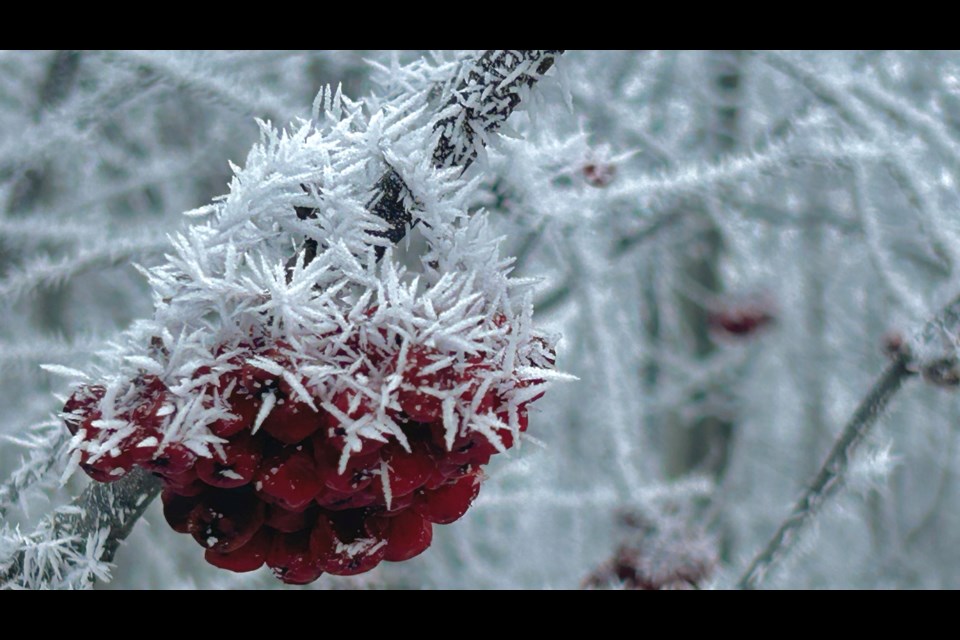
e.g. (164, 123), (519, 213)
(267, 530), (323, 585)
(415, 472), (482, 525)
(196, 432), (261, 489)
(187, 488), (265, 554)
(205, 528), (273, 574)
(256, 446), (323, 511)
(583, 162), (616, 187)
(380, 510), (433, 562)
(707, 297), (776, 339)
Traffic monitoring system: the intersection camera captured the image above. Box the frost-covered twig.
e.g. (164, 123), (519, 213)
(0, 234), (173, 304)
(754, 50), (956, 278)
(0, 469), (161, 589)
(0, 421), (68, 520)
(369, 50), (563, 245)
(735, 356), (913, 589)
(95, 51), (293, 124)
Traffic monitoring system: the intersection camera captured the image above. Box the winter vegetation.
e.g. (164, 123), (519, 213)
(3, 50), (960, 589)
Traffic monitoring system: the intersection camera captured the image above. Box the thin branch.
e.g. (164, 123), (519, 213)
(368, 50), (563, 248)
(1, 469), (161, 588)
(736, 356), (914, 589)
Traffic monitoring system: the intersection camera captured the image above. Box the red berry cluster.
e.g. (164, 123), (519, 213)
(62, 322), (551, 584)
(583, 543), (713, 590)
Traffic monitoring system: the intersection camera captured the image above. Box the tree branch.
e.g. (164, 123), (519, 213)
(1, 468), (161, 588)
(735, 356), (913, 589)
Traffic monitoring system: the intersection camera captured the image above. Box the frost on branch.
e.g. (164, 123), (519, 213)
(46, 62), (562, 585)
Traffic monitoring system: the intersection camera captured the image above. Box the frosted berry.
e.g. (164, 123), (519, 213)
(398, 346), (450, 422)
(311, 514), (386, 576)
(265, 504), (316, 533)
(162, 490), (197, 534)
(141, 443), (196, 477)
(267, 530), (323, 585)
(380, 510), (433, 562)
(317, 446), (380, 494)
(256, 446), (323, 511)
(205, 528), (273, 573)
(209, 389), (259, 438)
(196, 432), (261, 489)
(62, 385), (105, 435)
(416, 473), (482, 524)
(188, 488), (265, 554)
(380, 443), (434, 498)
(262, 400), (323, 444)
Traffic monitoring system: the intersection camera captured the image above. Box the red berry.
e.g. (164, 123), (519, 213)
(238, 362), (278, 395)
(209, 391), (259, 438)
(322, 391), (383, 453)
(380, 443), (434, 498)
(62, 385), (105, 435)
(205, 528), (273, 574)
(398, 346), (453, 422)
(583, 162), (616, 187)
(187, 488), (265, 554)
(316, 445), (380, 494)
(415, 473), (482, 525)
(316, 486), (379, 511)
(310, 514), (386, 577)
(380, 490), (416, 515)
(163, 473), (206, 497)
(141, 442), (197, 477)
(196, 433), (261, 489)
(161, 489), (198, 534)
(380, 511), (433, 562)
(708, 305), (774, 338)
(262, 400), (323, 444)
(267, 530), (323, 585)
(256, 446), (323, 511)
(79, 446), (135, 483)
(265, 504), (315, 533)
